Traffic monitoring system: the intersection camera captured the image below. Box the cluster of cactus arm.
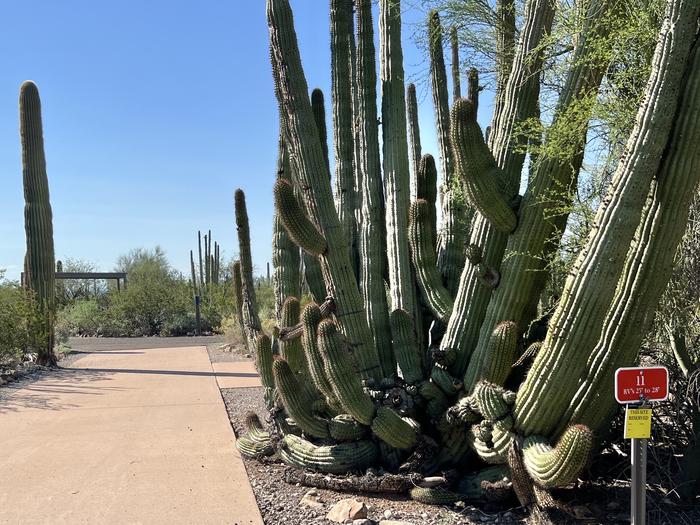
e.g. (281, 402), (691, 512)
(231, 0), (700, 507)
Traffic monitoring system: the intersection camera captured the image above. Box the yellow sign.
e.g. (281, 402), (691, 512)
(624, 408), (652, 439)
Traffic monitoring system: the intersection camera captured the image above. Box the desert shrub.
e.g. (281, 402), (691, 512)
(0, 279), (45, 364)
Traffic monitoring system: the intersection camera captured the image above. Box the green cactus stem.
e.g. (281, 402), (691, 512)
(371, 406), (419, 450)
(310, 88), (330, 174)
(430, 365), (462, 397)
(273, 134), (302, 320)
(417, 155), (438, 248)
(389, 309), (424, 384)
(470, 422), (514, 464)
(515, 0), (700, 437)
(232, 261), (245, 336)
(522, 424), (593, 488)
(255, 334), (276, 408)
(317, 319), (376, 425)
(328, 414), (368, 441)
(20, 80), (56, 366)
(471, 381), (513, 421)
(407, 83), (422, 197)
(429, 11), (466, 296)
(419, 381), (451, 420)
(280, 434), (378, 474)
(279, 297), (308, 375)
(451, 98), (516, 234)
(451, 26), (461, 101)
(236, 412), (275, 459)
(330, 0), (356, 259)
(409, 200), (453, 324)
(269, 0), (383, 381)
(410, 486), (463, 505)
(300, 303), (338, 405)
(273, 359), (330, 439)
(274, 179), (328, 256)
(380, 0), (417, 317)
(464, 320), (517, 390)
(512, 341), (542, 368)
(235, 189), (261, 350)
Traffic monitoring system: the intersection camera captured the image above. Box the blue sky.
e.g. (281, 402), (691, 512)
(0, 0), (491, 281)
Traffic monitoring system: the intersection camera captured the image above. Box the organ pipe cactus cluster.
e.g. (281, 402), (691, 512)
(20, 81), (56, 366)
(188, 229), (223, 303)
(233, 0), (700, 511)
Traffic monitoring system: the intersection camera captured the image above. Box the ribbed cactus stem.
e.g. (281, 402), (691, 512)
(255, 334), (275, 409)
(409, 200), (453, 323)
(451, 99), (516, 233)
(280, 434), (378, 474)
(410, 486), (463, 505)
(273, 134), (301, 320)
(355, 0), (393, 378)
(273, 359), (330, 439)
(197, 230), (204, 290)
(522, 425), (593, 488)
(274, 179), (328, 256)
(235, 189), (261, 350)
(300, 303), (338, 405)
(406, 83), (422, 199)
(20, 80), (56, 366)
(279, 297), (308, 376)
(429, 11), (466, 295)
(330, 0), (356, 260)
(310, 88), (330, 174)
(317, 319), (376, 425)
(451, 26), (461, 101)
(417, 155), (438, 248)
(232, 261), (245, 336)
(371, 406), (419, 450)
(464, 320), (517, 389)
(189, 250), (198, 298)
(389, 309), (424, 384)
(268, 0), (383, 381)
(380, 0), (416, 316)
(515, 0), (700, 437)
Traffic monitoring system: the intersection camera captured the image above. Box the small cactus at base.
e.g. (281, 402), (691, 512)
(279, 434), (378, 474)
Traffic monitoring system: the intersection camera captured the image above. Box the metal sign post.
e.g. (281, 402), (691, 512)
(631, 435), (647, 525)
(615, 366), (669, 525)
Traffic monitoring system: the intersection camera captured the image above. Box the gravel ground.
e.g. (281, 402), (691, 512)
(221, 386), (527, 525)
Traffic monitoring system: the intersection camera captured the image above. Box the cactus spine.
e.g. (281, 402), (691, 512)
(20, 81), (56, 366)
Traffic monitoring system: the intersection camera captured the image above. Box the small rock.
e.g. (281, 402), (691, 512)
(378, 521), (413, 525)
(421, 513), (427, 520)
(383, 509), (393, 519)
(353, 520), (372, 525)
(326, 498), (368, 523)
(300, 489), (324, 510)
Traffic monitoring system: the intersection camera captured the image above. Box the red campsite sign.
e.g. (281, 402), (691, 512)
(614, 366), (669, 404)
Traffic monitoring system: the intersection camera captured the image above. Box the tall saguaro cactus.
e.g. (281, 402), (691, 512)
(20, 81), (56, 366)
